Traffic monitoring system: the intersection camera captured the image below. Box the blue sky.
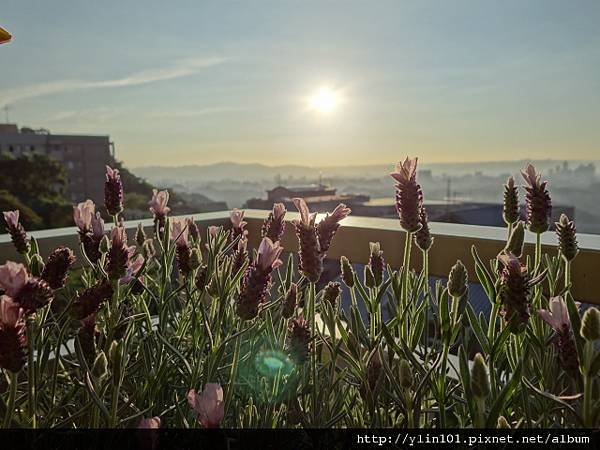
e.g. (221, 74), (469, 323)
(1, 0), (599, 167)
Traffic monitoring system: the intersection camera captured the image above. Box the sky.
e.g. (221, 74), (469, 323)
(1, 0), (600, 167)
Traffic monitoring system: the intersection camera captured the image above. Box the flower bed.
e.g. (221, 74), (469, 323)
(0, 159), (599, 429)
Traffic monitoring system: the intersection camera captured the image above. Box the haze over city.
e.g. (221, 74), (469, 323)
(2, 0), (600, 167)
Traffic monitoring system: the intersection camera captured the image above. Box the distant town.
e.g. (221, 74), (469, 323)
(1, 123), (598, 233)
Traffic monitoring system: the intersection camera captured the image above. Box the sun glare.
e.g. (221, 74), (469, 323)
(307, 86), (340, 114)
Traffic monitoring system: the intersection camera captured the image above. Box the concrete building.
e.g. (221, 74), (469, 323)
(0, 124), (112, 204)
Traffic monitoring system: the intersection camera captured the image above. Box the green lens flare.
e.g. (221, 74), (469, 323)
(254, 350), (294, 379)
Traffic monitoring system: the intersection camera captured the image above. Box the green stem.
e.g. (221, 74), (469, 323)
(224, 332), (241, 413)
(308, 282), (318, 424)
(439, 343), (450, 428)
(3, 371), (18, 428)
(582, 342), (593, 427)
(26, 317), (36, 428)
(564, 259), (571, 291)
(475, 397), (486, 428)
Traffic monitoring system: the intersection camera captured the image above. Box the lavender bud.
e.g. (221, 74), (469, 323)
(502, 176), (519, 226)
(504, 221), (525, 258)
(29, 254), (45, 277)
(581, 307), (600, 342)
(399, 358), (413, 389)
(555, 214), (578, 262)
(414, 207), (433, 252)
(368, 242), (385, 286)
(92, 351), (108, 381)
(99, 235), (110, 254)
(340, 256), (355, 287)
(470, 353), (490, 399)
(497, 416), (511, 429)
(190, 248), (202, 271)
(447, 260), (468, 298)
(135, 223), (146, 247)
(323, 281), (341, 306)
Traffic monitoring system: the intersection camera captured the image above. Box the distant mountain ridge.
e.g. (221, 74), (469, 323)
(133, 159), (599, 183)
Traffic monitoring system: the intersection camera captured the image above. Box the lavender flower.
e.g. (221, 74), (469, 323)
(502, 176), (519, 226)
(521, 164), (552, 234)
(73, 200), (95, 233)
(262, 203), (286, 243)
(288, 315), (311, 364)
(538, 296), (579, 373)
(498, 253), (532, 334)
(186, 217), (200, 243)
(555, 214), (578, 262)
(0, 261), (29, 298)
(195, 264), (209, 292)
(0, 296), (26, 373)
(317, 203), (351, 255)
(137, 416), (161, 429)
(74, 201), (104, 263)
(0, 261), (53, 315)
(104, 165), (124, 216)
(70, 280), (114, 320)
(148, 189), (170, 233)
(232, 237), (249, 274)
(3, 210), (29, 254)
(281, 282), (297, 319)
(236, 237), (283, 320)
(187, 384), (224, 428)
(230, 209), (247, 240)
(171, 218), (192, 276)
(368, 242), (385, 286)
(414, 207), (433, 252)
(390, 157), (423, 233)
(78, 313), (99, 366)
(106, 227), (133, 280)
(292, 198), (322, 283)
(41, 246), (76, 290)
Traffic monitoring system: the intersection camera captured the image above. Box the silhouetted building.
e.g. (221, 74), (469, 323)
(0, 124), (112, 204)
(246, 184), (370, 212)
(355, 198), (575, 228)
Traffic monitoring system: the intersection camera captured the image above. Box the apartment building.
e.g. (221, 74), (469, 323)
(0, 124), (112, 204)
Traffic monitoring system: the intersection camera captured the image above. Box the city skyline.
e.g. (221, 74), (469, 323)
(1, 1), (600, 167)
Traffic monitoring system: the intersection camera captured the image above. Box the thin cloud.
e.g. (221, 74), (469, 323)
(0, 56), (227, 108)
(147, 106), (249, 119)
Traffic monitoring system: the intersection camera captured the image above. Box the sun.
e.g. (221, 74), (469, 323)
(307, 86), (340, 114)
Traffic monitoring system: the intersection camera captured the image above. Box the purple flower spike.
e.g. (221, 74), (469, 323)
(104, 166), (124, 216)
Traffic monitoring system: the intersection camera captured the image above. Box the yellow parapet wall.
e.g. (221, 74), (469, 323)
(0, 26), (12, 44)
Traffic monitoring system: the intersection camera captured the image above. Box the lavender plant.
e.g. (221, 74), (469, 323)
(0, 161), (598, 430)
